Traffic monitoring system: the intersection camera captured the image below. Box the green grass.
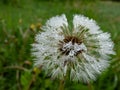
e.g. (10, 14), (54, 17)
(0, 0), (120, 90)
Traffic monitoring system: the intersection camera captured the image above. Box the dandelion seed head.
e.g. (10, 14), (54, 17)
(31, 14), (115, 83)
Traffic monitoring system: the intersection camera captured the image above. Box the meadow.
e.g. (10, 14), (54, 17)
(0, 0), (120, 90)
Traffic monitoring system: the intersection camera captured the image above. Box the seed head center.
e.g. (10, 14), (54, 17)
(59, 36), (87, 57)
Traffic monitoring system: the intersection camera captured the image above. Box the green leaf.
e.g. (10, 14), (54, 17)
(20, 71), (32, 90)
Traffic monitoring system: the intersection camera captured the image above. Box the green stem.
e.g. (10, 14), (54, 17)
(59, 80), (64, 90)
(87, 82), (93, 90)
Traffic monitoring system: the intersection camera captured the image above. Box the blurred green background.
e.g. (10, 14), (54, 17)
(0, 0), (120, 90)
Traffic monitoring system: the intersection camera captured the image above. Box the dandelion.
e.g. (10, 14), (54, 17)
(30, 24), (36, 31)
(31, 14), (115, 83)
(36, 22), (42, 29)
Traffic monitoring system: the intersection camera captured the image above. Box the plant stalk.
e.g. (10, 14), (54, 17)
(59, 80), (64, 90)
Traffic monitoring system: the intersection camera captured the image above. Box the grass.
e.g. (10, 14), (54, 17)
(0, 0), (120, 90)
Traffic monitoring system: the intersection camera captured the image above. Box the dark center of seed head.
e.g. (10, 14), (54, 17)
(58, 36), (82, 55)
(63, 36), (82, 44)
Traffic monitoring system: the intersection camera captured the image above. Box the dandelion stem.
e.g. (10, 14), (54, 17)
(16, 70), (22, 90)
(59, 80), (64, 90)
(4, 65), (28, 71)
(87, 82), (93, 90)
